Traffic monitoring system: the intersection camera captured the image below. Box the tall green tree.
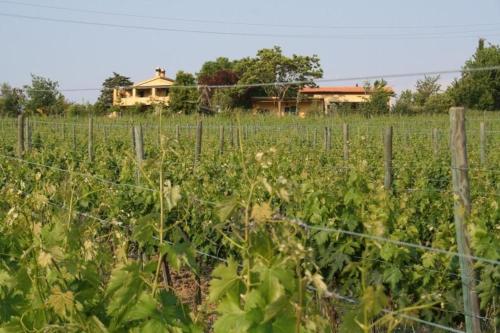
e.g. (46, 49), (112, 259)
(24, 74), (65, 115)
(168, 71), (200, 114)
(95, 72), (133, 112)
(362, 79), (392, 116)
(0, 83), (25, 116)
(236, 46), (323, 114)
(449, 39), (500, 110)
(414, 75), (441, 106)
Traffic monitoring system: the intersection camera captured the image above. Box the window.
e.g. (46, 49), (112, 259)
(156, 88), (168, 97)
(137, 89), (152, 98)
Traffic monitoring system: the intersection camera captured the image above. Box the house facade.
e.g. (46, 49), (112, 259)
(112, 68), (174, 106)
(251, 85), (394, 115)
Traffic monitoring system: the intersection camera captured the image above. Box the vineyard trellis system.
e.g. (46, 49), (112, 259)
(0, 109), (498, 333)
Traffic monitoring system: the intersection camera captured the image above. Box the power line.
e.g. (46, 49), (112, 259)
(14, 65), (500, 92)
(0, 12), (499, 40)
(286, 218), (500, 266)
(1, 0), (500, 31)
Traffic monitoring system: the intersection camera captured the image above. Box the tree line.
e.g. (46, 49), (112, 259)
(1, 40), (498, 117)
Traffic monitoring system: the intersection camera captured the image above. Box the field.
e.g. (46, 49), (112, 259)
(0, 112), (498, 332)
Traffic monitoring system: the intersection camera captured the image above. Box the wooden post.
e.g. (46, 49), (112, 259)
(219, 125), (224, 155)
(324, 127), (329, 151)
(230, 125), (234, 147)
(134, 125), (144, 183)
(432, 128), (439, 157)
(449, 107), (481, 333)
(24, 117), (32, 152)
(343, 123), (349, 161)
(479, 122), (486, 166)
(17, 114), (25, 157)
(88, 117), (94, 162)
(194, 120), (202, 165)
(130, 126), (136, 150)
(384, 126), (393, 191)
(72, 124), (76, 151)
(236, 127), (240, 149)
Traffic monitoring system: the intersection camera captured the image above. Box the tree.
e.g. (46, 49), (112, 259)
(95, 72), (133, 112)
(168, 71), (200, 114)
(0, 83), (25, 116)
(448, 39), (500, 110)
(236, 46), (323, 115)
(414, 75), (441, 106)
(392, 89), (414, 115)
(24, 74), (65, 115)
(361, 79), (392, 116)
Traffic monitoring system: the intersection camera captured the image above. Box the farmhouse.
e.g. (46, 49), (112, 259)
(112, 68), (174, 106)
(251, 85), (394, 115)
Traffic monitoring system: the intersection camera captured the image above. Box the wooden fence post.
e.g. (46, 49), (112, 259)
(88, 117), (94, 162)
(194, 120), (202, 165)
(384, 126), (393, 191)
(432, 128), (439, 157)
(324, 127), (330, 151)
(24, 117), (32, 153)
(230, 125), (234, 147)
(343, 123), (349, 161)
(72, 124), (76, 151)
(17, 114), (25, 157)
(219, 125), (224, 155)
(479, 122), (486, 166)
(134, 125), (144, 183)
(449, 107), (481, 333)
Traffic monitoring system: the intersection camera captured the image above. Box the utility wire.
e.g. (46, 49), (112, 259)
(0, 12), (499, 40)
(12, 65), (500, 92)
(1, 0), (499, 31)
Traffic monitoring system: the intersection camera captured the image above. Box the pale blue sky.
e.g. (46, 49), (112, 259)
(1, 0), (499, 102)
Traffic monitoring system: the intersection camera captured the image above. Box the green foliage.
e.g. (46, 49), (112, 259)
(95, 72), (133, 113)
(0, 112), (498, 332)
(360, 80), (392, 116)
(169, 71), (200, 114)
(0, 83), (25, 116)
(237, 46), (323, 112)
(23, 74), (65, 115)
(449, 39), (500, 110)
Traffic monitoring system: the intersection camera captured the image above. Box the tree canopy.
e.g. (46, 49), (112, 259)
(448, 39), (500, 110)
(168, 71), (200, 114)
(23, 74), (65, 115)
(95, 72), (133, 112)
(0, 83), (25, 116)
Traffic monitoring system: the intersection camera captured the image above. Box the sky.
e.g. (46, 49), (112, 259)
(0, 0), (499, 103)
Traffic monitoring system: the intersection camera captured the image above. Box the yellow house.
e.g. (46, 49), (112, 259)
(113, 68), (174, 106)
(251, 85), (394, 115)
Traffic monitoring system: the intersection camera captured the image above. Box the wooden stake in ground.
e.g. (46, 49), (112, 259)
(194, 120), (202, 165)
(479, 122), (486, 166)
(432, 128), (439, 157)
(24, 117), (32, 153)
(17, 114), (25, 157)
(449, 107), (481, 333)
(88, 117), (94, 162)
(134, 125), (144, 183)
(384, 126), (393, 191)
(219, 125), (224, 155)
(343, 123), (349, 161)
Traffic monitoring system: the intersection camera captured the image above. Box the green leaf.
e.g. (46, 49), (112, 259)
(209, 259), (243, 302)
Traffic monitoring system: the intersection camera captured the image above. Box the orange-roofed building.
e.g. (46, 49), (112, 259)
(251, 85), (394, 116)
(112, 68), (174, 107)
